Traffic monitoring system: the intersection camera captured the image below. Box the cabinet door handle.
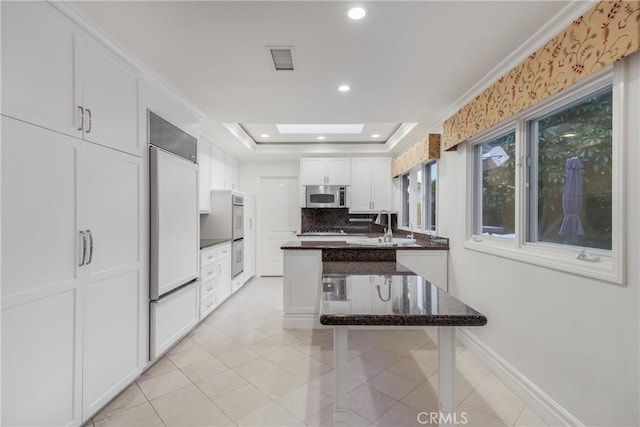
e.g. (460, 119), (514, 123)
(207, 255), (214, 260)
(206, 302), (214, 309)
(79, 231), (87, 266)
(206, 286), (214, 292)
(249, 218), (252, 230)
(85, 109), (92, 133)
(77, 106), (84, 131)
(371, 201), (374, 209)
(86, 230), (94, 265)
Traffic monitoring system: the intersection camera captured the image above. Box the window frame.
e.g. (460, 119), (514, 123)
(399, 161), (439, 235)
(464, 64), (625, 285)
(423, 160), (437, 232)
(472, 126), (518, 241)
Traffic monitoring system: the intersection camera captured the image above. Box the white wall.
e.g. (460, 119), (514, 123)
(437, 54), (639, 426)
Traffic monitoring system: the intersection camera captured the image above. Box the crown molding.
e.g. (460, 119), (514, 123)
(47, 1), (205, 120)
(425, 0), (598, 134)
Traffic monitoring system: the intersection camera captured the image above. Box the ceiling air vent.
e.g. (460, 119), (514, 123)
(268, 46), (295, 71)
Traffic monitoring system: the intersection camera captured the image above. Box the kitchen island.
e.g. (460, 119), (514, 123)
(280, 237), (449, 328)
(320, 261), (487, 425)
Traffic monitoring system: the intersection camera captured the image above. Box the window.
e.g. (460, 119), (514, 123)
(466, 65), (624, 284)
(400, 162), (438, 234)
(474, 131), (516, 238)
(424, 162), (437, 231)
(402, 173), (410, 227)
(416, 168), (423, 229)
(528, 87), (612, 250)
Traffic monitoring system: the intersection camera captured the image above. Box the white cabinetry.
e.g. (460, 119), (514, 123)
(283, 250), (323, 328)
(75, 34), (139, 155)
(1, 117), (144, 425)
(224, 152), (239, 191)
(350, 158), (392, 212)
(1, 1), (139, 157)
(204, 143), (237, 191)
(199, 243), (232, 319)
(243, 195), (257, 280)
(1, 1), (78, 138)
(198, 137), (212, 213)
(79, 143), (143, 417)
(301, 158), (351, 185)
(396, 250), (448, 291)
(210, 143), (226, 190)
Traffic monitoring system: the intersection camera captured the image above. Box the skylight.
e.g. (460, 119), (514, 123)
(276, 124), (364, 134)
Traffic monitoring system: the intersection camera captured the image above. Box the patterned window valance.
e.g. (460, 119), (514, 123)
(391, 134), (440, 177)
(443, 0), (640, 151)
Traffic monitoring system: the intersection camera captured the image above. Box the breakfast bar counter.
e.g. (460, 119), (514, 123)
(319, 261), (487, 425)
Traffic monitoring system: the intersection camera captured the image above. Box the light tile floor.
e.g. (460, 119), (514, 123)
(88, 277), (546, 427)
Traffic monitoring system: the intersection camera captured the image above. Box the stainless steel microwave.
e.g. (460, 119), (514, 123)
(305, 185), (348, 208)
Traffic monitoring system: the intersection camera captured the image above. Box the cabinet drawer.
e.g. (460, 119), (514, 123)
(201, 248), (218, 267)
(200, 244), (231, 267)
(200, 295), (217, 320)
(201, 263), (220, 281)
(200, 278), (217, 301)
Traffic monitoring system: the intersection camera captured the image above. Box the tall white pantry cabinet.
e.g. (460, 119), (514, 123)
(1, 2), (146, 426)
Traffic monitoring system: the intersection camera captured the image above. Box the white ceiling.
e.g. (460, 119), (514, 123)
(70, 1), (578, 159)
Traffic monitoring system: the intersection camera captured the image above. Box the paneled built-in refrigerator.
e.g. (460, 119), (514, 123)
(148, 111), (200, 359)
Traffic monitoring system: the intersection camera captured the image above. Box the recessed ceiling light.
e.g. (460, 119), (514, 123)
(562, 132), (577, 138)
(260, 134), (270, 138)
(317, 136), (326, 140)
(348, 7), (367, 20)
(338, 84), (351, 92)
(371, 134), (381, 138)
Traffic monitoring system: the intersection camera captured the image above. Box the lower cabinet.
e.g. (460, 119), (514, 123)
(283, 250), (323, 328)
(396, 250), (448, 291)
(199, 242), (232, 320)
(2, 290), (82, 427)
(1, 117), (145, 425)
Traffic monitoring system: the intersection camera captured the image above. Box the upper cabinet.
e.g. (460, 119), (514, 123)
(1, 2), (78, 137)
(198, 137), (212, 213)
(350, 158), (392, 212)
(1, 2), (140, 157)
(75, 35), (139, 155)
(210, 143), (226, 191)
(300, 158), (351, 185)
(199, 137), (240, 199)
(224, 152), (239, 191)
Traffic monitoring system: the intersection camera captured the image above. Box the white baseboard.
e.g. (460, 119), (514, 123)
(457, 329), (583, 427)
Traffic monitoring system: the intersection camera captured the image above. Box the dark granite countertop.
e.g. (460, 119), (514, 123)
(200, 238), (232, 250)
(281, 238), (448, 250)
(319, 261), (487, 327)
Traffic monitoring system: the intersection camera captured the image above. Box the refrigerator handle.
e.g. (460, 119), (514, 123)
(86, 230), (94, 265)
(79, 231), (87, 266)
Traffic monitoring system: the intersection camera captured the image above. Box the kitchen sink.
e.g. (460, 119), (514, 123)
(348, 237), (418, 247)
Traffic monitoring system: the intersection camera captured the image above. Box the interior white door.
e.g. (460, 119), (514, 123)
(259, 176), (300, 276)
(150, 147), (199, 298)
(77, 144), (143, 417)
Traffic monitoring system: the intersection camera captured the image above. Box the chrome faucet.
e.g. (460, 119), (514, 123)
(375, 210), (393, 242)
(405, 222), (415, 240)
